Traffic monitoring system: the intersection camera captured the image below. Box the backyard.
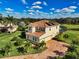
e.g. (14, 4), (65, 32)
(0, 31), (21, 48)
(0, 31), (46, 58)
(59, 24), (79, 44)
(56, 24), (79, 59)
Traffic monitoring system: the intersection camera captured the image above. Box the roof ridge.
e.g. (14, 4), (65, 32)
(29, 20), (59, 27)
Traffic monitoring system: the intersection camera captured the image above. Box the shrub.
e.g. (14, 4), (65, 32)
(17, 47), (25, 54)
(0, 49), (5, 56)
(11, 37), (18, 41)
(64, 52), (77, 59)
(19, 31), (26, 38)
(63, 34), (69, 38)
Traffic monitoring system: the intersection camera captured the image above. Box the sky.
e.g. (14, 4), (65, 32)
(0, 0), (79, 19)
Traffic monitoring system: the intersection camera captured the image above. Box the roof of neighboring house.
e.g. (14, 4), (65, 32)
(29, 20), (59, 27)
(26, 32), (45, 37)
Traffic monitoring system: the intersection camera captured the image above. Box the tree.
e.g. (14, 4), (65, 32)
(17, 47), (25, 54)
(0, 48), (5, 56)
(19, 31), (26, 38)
(63, 52), (77, 59)
(39, 41), (46, 47)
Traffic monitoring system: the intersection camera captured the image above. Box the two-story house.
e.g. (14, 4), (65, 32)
(26, 20), (60, 43)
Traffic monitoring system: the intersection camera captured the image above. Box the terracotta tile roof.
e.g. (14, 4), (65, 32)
(26, 32), (45, 37)
(29, 20), (59, 27)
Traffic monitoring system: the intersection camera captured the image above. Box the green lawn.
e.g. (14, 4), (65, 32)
(62, 24), (79, 29)
(58, 30), (79, 44)
(58, 24), (79, 44)
(0, 31), (21, 48)
(57, 24), (79, 59)
(0, 31), (46, 58)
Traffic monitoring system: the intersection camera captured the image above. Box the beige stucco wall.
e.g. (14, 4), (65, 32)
(0, 23), (5, 27)
(32, 27), (36, 33)
(39, 25), (60, 42)
(8, 25), (18, 33)
(26, 33), (39, 43)
(26, 24), (60, 43)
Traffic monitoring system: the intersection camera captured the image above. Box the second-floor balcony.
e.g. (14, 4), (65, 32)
(26, 27), (45, 33)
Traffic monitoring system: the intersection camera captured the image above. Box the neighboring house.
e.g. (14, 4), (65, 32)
(0, 23), (18, 33)
(7, 23), (18, 33)
(26, 20), (60, 43)
(18, 21), (26, 27)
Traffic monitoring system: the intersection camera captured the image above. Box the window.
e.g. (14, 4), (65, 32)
(33, 36), (37, 41)
(56, 26), (58, 29)
(27, 35), (29, 39)
(35, 38), (37, 41)
(49, 28), (51, 31)
(36, 27), (45, 32)
(33, 36), (35, 41)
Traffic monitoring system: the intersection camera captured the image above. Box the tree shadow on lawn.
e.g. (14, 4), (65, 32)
(60, 26), (67, 33)
(60, 26), (79, 32)
(68, 28), (79, 31)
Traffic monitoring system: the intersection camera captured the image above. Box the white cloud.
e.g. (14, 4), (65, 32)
(32, 1), (42, 5)
(36, 10), (40, 12)
(55, 8), (75, 13)
(23, 10), (27, 12)
(55, 9), (61, 13)
(50, 12), (53, 14)
(5, 8), (14, 11)
(21, 0), (27, 4)
(5, 8), (14, 13)
(31, 5), (42, 9)
(13, 12), (29, 18)
(50, 8), (55, 11)
(14, 12), (23, 18)
(51, 13), (79, 19)
(32, 1), (48, 6)
(62, 8), (75, 13)
(28, 10), (34, 12)
(69, 6), (77, 9)
(6, 11), (12, 14)
(29, 12), (34, 15)
(35, 10), (43, 14)
(55, 6), (77, 13)
(43, 1), (48, 6)
(35, 10), (48, 15)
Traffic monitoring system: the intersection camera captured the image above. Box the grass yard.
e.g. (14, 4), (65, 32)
(56, 24), (79, 59)
(58, 30), (79, 44)
(0, 31), (21, 48)
(58, 24), (79, 44)
(62, 24), (79, 30)
(0, 31), (46, 58)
